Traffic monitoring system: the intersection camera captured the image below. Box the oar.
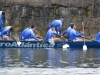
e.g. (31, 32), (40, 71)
(11, 35), (16, 41)
(62, 35), (69, 49)
(81, 36), (91, 41)
(82, 22), (87, 50)
(88, 26), (92, 40)
(48, 38), (55, 46)
(35, 29), (44, 39)
(35, 30), (41, 38)
(62, 41), (69, 49)
(11, 35), (21, 46)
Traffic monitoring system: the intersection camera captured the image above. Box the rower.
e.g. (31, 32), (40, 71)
(96, 32), (100, 41)
(20, 26), (31, 40)
(0, 11), (8, 31)
(70, 24), (83, 41)
(48, 18), (64, 34)
(20, 25), (42, 41)
(46, 25), (61, 42)
(1, 26), (13, 40)
(63, 22), (74, 41)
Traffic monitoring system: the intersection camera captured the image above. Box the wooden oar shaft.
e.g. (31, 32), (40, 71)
(35, 30), (41, 38)
(11, 35), (17, 41)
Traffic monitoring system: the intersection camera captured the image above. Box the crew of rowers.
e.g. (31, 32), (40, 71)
(0, 11), (100, 42)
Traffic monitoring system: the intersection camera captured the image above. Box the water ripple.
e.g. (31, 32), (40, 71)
(0, 68), (99, 75)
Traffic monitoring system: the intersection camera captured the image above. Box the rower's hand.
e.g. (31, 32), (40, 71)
(81, 36), (84, 38)
(80, 31), (84, 34)
(61, 36), (64, 38)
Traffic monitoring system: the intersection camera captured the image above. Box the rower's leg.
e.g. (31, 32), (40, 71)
(53, 38), (61, 42)
(29, 38), (37, 41)
(76, 38), (83, 41)
(4, 36), (10, 40)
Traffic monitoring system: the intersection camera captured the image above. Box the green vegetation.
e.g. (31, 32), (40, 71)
(77, 6), (90, 18)
(37, 29), (47, 36)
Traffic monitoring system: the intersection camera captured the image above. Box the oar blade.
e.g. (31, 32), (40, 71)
(48, 38), (55, 46)
(62, 44), (69, 49)
(83, 45), (87, 50)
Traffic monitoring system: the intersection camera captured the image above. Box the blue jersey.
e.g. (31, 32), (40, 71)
(1, 26), (12, 39)
(0, 17), (3, 31)
(70, 29), (82, 41)
(0, 18), (3, 26)
(63, 27), (72, 39)
(0, 11), (6, 20)
(96, 32), (100, 41)
(46, 29), (60, 41)
(21, 28), (38, 41)
(20, 28), (30, 40)
(48, 20), (62, 34)
(0, 11), (7, 30)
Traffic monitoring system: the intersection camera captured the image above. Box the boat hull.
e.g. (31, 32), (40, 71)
(0, 41), (100, 48)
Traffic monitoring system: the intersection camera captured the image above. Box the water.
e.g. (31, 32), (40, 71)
(0, 48), (100, 75)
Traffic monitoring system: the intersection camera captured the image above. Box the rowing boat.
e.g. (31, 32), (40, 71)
(0, 40), (100, 48)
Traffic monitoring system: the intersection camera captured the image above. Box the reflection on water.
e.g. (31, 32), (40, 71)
(21, 48), (34, 67)
(46, 48), (62, 68)
(0, 49), (10, 68)
(0, 48), (100, 68)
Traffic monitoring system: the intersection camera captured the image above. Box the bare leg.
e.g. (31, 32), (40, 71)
(4, 36), (10, 40)
(53, 38), (61, 42)
(76, 38), (83, 41)
(29, 38), (43, 41)
(29, 39), (37, 41)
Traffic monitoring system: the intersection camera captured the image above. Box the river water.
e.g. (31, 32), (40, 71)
(0, 48), (100, 75)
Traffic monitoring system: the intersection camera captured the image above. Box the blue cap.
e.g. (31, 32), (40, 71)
(59, 18), (64, 22)
(69, 22), (74, 26)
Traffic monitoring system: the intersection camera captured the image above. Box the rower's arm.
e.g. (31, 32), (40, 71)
(1, 29), (8, 34)
(7, 31), (11, 36)
(59, 24), (62, 34)
(63, 30), (67, 35)
(4, 16), (7, 22)
(30, 31), (39, 41)
(48, 24), (51, 29)
(73, 31), (82, 37)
